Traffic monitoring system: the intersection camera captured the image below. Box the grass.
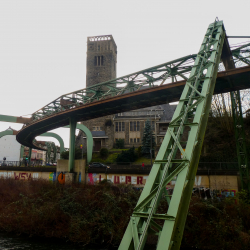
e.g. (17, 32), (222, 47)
(134, 157), (155, 165)
(91, 148), (155, 164)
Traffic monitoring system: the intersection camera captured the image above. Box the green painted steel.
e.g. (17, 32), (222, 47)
(231, 90), (250, 191)
(118, 20), (225, 250)
(0, 129), (14, 138)
(20, 145), (24, 159)
(68, 117), (76, 172)
(28, 147), (32, 166)
(40, 132), (65, 154)
(64, 124), (93, 164)
(231, 43), (250, 66)
(0, 115), (17, 123)
(76, 124), (93, 164)
(44, 141), (57, 163)
(30, 45), (247, 122)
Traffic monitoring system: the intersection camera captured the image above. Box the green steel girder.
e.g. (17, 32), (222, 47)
(231, 90), (250, 191)
(221, 39), (250, 192)
(31, 55), (197, 120)
(231, 43), (250, 66)
(118, 19), (225, 250)
(30, 43), (248, 122)
(39, 132), (65, 154)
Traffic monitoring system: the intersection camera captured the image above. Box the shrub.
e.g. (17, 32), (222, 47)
(60, 150), (69, 159)
(60, 148), (85, 160)
(114, 139), (125, 149)
(137, 146), (142, 158)
(116, 147), (137, 163)
(100, 148), (109, 158)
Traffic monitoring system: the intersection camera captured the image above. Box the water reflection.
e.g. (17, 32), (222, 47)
(0, 233), (114, 250)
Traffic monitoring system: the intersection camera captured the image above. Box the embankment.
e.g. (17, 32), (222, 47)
(0, 178), (250, 249)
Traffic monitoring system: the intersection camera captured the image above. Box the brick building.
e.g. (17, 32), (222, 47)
(77, 35), (176, 152)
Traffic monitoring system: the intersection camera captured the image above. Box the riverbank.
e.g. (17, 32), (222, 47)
(0, 178), (250, 249)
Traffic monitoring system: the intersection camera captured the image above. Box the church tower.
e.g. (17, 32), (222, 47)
(86, 35), (117, 87)
(77, 35), (117, 151)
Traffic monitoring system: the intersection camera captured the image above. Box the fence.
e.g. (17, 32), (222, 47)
(0, 161), (239, 170)
(0, 161), (22, 167)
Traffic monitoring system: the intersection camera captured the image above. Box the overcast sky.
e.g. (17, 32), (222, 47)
(0, 0), (249, 148)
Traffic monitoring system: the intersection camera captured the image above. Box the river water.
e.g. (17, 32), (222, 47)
(0, 233), (117, 250)
(0, 233), (196, 250)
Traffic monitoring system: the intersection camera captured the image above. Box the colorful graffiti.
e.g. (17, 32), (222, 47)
(0, 171), (39, 180)
(49, 172), (56, 181)
(88, 173), (148, 185)
(57, 172), (65, 184)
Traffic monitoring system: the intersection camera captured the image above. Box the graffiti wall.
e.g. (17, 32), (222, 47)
(87, 173), (239, 191)
(0, 170), (239, 192)
(0, 170), (55, 181)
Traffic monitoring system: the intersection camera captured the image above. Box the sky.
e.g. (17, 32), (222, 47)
(0, 0), (249, 148)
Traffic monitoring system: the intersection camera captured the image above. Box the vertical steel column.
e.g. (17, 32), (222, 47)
(28, 147), (32, 166)
(231, 90), (250, 191)
(20, 145), (24, 161)
(221, 38), (250, 192)
(118, 20), (225, 250)
(68, 117), (76, 172)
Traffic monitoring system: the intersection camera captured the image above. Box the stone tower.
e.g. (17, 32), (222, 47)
(77, 35), (117, 152)
(86, 35), (117, 87)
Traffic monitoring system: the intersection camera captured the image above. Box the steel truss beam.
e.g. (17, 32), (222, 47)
(30, 42), (249, 122)
(118, 20), (225, 250)
(231, 43), (250, 66)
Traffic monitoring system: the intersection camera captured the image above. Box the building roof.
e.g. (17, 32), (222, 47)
(82, 131), (108, 139)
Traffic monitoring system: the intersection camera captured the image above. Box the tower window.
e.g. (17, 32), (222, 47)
(94, 56), (104, 66)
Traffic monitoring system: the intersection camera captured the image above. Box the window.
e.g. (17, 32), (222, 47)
(130, 121), (140, 131)
(130, 138), (140, 144)
(92, 126), (101, 131)
(94, 56), (104, 66)
(115, 122), (125, 132)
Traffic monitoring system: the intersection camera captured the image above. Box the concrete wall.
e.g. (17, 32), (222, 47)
(87, 172), (239, 191)
(57, 159), (86, 183)
(0, 167), (239, 194)
(0, 170), (53, 180)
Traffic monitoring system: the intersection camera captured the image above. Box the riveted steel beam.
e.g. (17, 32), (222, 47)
(119, 19), (225, 250)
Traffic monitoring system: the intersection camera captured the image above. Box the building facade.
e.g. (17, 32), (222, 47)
(77, 35), (176, 152)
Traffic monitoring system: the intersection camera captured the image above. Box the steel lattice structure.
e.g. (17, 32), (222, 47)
(31, 42), (250, 121)
(119, 19), (225, 250)
(10, 18), (250, 250)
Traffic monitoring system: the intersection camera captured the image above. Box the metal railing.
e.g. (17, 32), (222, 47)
(0, 161), (22, 167)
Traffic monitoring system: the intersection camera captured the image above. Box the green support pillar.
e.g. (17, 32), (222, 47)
(118, 19), (225, 250)
(231, 90), (250, 191)
(40, 132), (65, 154)
(68, 117), (77, 172)
(20, 145), (24, 160)
(28, 147), (32, 166)
(64, 124), (93, 164)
